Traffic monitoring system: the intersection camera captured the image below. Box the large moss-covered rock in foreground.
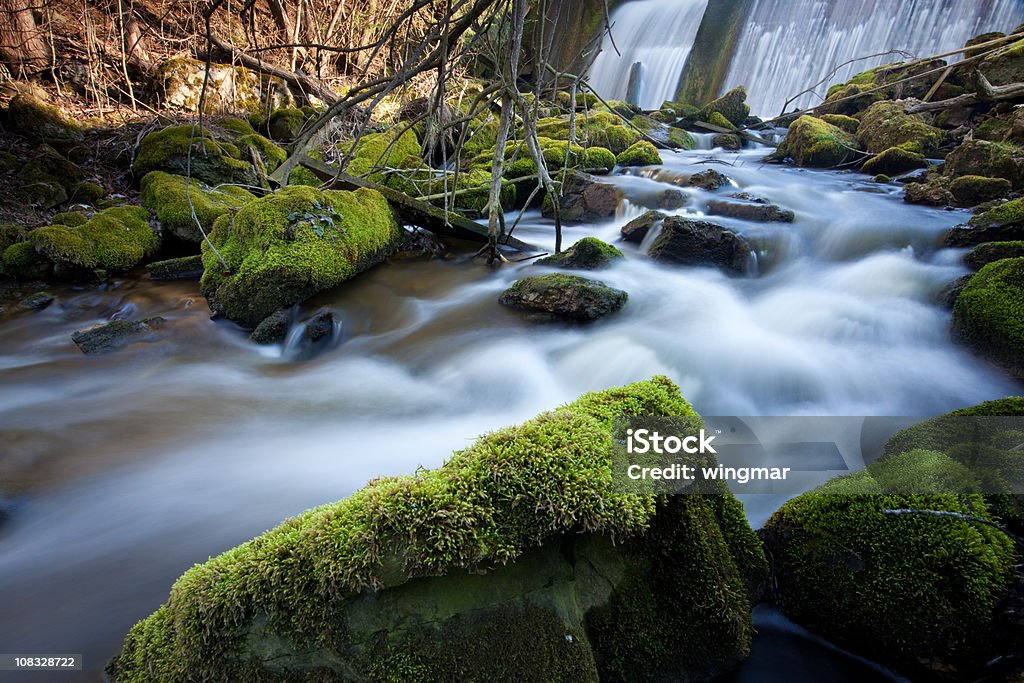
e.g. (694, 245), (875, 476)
(952, 257), (1024, 379)
(200, 185), (402, 328)
(108, 377), (767, 682)
(140, 171), (255, 243)
(762, 451), (1017, 680)
(27, 206), (160, 274)
(774, 116), (857, 168)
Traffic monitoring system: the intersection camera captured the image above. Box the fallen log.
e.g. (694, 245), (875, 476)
(291, 154), (534, 250)
(905, 73), (1024, 113)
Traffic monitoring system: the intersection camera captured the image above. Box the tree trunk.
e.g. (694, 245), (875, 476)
(0, 0), (50, 73)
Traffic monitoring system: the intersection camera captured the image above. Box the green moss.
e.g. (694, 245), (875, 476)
(134, 125), (257, 186)
(776, 115), (858, 168)
(287, 166), (323, 187)
(707, 111), (735, 130)
(346, 129), (422, 182)
(952, 257), (1024, 378)
(235, 134), (287, 172)
(504, 157), (537, 180)
(1, 241), (50, 279)
(821, 114), (860, 135)
(820, 59), (949, 116)
(856, 101), (943, 155)
(536, 237), (624, 270)
(700, 86), (749, 127)
(27, 206), (159, 272)
(268, 108), (306, 141)
(51, 212), (88, 227)
(140, 172), (255, 243)
(6, 92), (81, 142)
(950, 175), (1013, 206)
(583, 147), (616, 174)
(763, 450), (1016, 678)
(200, 185), (401, 328)
(667, 127), (696, 150)
(966, 241), (1024, 270)
(616, 141), (662, 167)
(68, 180), (106, 204)
(969, 197), (1024, 228)
(860, 145), (927, 176)
(944, 139), (1024, 187)
(217, 118), (258, 137)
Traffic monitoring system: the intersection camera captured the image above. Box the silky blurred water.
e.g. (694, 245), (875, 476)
(0, 141), (1016, 680)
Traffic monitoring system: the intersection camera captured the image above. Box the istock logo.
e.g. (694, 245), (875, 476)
(625, 428), (717, 454)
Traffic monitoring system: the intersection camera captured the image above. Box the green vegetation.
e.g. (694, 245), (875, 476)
(616, 141), (662, 167)
(536, 237), (624, 270)
(952, 257), (1024, 378)
(860, 146), (926, 176)
(950, 175), (1013, 206)
(27, 206), (159, 273)
(775, 115), (857, 168)
(969, 197), (1024, 228)
(133, 125), (257, 186)
(140, 171), (255, 243)
(199, 185), (401, 328)
(965, 241), (1024, 270)
(856, 101), (942, 155)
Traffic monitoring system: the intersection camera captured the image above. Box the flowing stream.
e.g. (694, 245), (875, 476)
(0, 137), (1018, 679)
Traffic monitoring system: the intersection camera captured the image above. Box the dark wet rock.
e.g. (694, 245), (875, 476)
(543, 171), (623, 223)
(392, 228), (449, 260)
(250, 310), (291, 345)
(712, 133), (742, 151)
(904, 177), (953, 206)
(964, 241), (1024, 270)
(71, 317), (166, 354)
(647, 216), (754, 274)
(685, 169), (731, 191)
(536, 237), (624, 270)
(17, 291), (54, 311)
(147, 255), (205, 281)
(949, 175), (1013, 207)
(304, 309), (335, 342)
(499, 273), (627, 321)
(944, 139), (1024, 187)
(658, 189), (688, 210)
(620, 210), (665, 244)
(938, 274), (974, 308)
(706, 198), (794, 223)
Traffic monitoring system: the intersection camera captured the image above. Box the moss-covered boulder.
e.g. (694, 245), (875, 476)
(952, 257), (1024, 378)
(700, 86), (750, 128)
(536, 237), (624, 270)
(4, 91), (81, 144)
(108, 377), (766, 682)
(944, 139), (1024, 187)
(140, 171), (255, 243)
(199, 185), (401, 328)
(267, 108), (306, 141)
(134, 125), (258, 186)
(26, 206), (159, 274)
(1, 241), (50, 280)
(762, 450), (1017, 679)
(980, 38), (1024, 87)
(774, 116), (857, 168)
(630, 115), (695, 150)
(820, 114), (860, 135)
(965, 241), (1024, 270)
(860, 146), (927, 176)
(499, 273), (627, 321)
(855, 101), (942, 156)
(536, 111), (640, 154)
(615, 141), (662, 167)
(944, 197), (1024, 246)
(147, 255), (205, 281)
(950, 175), (1013, 206)
(817, 59), (950, 117)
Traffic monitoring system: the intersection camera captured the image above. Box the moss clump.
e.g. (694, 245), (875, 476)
(5, 92), (81, 143)
(820, 114), (860, 135)
(108, 377), (765, 682)
(345, 129), (422, 182)
(583, 146), (616, 174)
(819, 59), (949, 116)
(965, 241), (1024, 270)
(616, 141), (662, 167)
(775, 115), (858, 168)
(700, 86), (749, 127)
(707, 111), (735, 130)
(134, 125), (257, 187)
(267, 108), (306, 141)
(1, 241), (50, 279)
(51, 212), (88, 227)
(140, 171), (255, 243)
(200, 185), (401, 328)
(762, 450), (1016, 679)
(950, 175), (1012, 206)
(969, 197), (1024, 228)
(27, 206), (159, 273)
(856, 101), (943, 155)
(952, 257), (1024, 378)
(860, 145), (927, 176)
(944, 139), (1024, 187)
(536, 112), (640, 154)
(536, 237), (624, 270)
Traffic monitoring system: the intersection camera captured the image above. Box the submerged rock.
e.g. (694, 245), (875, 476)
(499, 273), (627, 321)
(536, 237), (623, 270)
(147, 255), (205, 281)
(304, 309), (335, 342)
(107, 377), (766, 683)
(71, 317), (166, 354)
(706, 198), (794, 223)
(620, 210), (665, 244)
(200, 185), (402, 329)
(762, 448), (1017, 680)
(952, 257), (1024, 378)
(17, 291), (54, 311)
(647, 216), (754, 274)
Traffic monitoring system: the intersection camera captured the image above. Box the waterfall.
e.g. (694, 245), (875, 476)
(589, 0), (710, 110)
(722, 0), (1024, 117)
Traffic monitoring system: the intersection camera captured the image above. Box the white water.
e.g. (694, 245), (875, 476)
(589, 0), (709, 110)
(723, 0), (1024, 116)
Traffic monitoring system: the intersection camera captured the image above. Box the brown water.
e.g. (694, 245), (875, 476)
(0, 142), (1015, 680)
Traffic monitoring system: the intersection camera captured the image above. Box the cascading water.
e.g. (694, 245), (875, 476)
(723, 0), (1024, 116)
(589, 0), (709, 110)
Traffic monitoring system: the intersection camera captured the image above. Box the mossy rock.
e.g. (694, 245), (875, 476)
(388, 166), (515, 218)
(762, 450), (1017, 679)
(818, 59), (949, 116)
(944, 139), (1024, 187)
(0, 223), (26, 252)
(108, 377), (765, 682)
(68, 180), (106, 205)
(980, 38), (1024, 87)
(199, 185), (402, 328)
(820, 114), (860, 135)
(700, 86), (749, 128)
(536, 112), (639, 154)
(1, 241), (50, 280)
(616, 141), (662, 167)
(583, 147), (616, 174)
(630, 115), (695, 151)
(134, 125), (257, 187)
(50, 212), (87, 228)
(147, 255), (205, 281)
(952, 256), (1024, 379)
(860, 146), (927, 176)
(965, 241), (1024, 270)
(535, 237), (624, 270)
(27, 206), (159, 274)
(268, 108), (306, 142)
(970, 197), (1024, 228)
(774, 115), (858, 168)
(856, 101), (943, 156)
(950, 175), (1013, 206)
(904, 176), (953, 207)
(140, 171), (255, 243)
(345, 129), (422, 182)
(707, 111), (736, 130)
(4, 92), (81, 143)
